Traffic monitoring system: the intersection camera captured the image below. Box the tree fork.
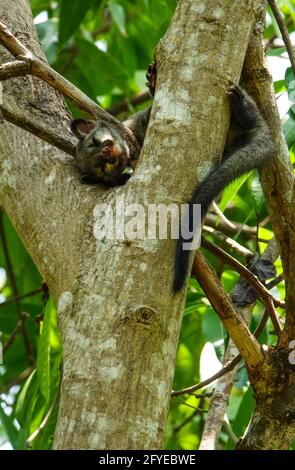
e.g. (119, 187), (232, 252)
(0, 0), (264, 449)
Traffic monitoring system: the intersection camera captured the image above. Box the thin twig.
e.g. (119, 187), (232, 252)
(172, 409), (199, 434)
(260, 215), (271, 227)
(171, 309), (269, 397)
(202, 225), (254, 258)
(3, 312), (29, 353)
(92, 19), (112, 37)
(212, 201), (236, 229)
(263, 297), (282, 336)
(205, 213), (259, 238)
(0, 286), (44, 308)
(92, 8), (112, 37)
(107, 91), (151, 116)
(201, 237), (285, 309)
(267, 15), (293, 45)
(192, 251), (266, 371)
(267, 0), (295, 77)
(266, 273), (284, 289)
(171, 355), (241, 397)
(0, 367), (34, 393)
(192, 392), (213, 399)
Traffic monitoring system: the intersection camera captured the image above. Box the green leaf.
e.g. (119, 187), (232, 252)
(32, 395), (60, 450)
(218, 173), (250, 213)
(173, 344), (196, 390)
(37, 298), (54, 403)
(267, 47), (287, 57)
(0, 402), (18, 449)
(285, 67), (295, 114)
(59, 0), (95, 46)
(274, 79), (286, 94)
(30, 0), (52, 16)
(183, 291), (203, 317)
(232, 386), (254, 438)
(202, 308), (224, 344)
(282, 110), (295, 147)
(74, 38), (129, 95)
(109, 1), (127, 36)
(234, 364), (249, 389)
(289, 140), (295, 165)
(15, 370), (37, 426)
(0, 213), (41, 291)
(285, 0), (295, 17)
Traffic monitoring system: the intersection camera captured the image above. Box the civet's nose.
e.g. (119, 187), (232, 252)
(101, 139), (114, 157)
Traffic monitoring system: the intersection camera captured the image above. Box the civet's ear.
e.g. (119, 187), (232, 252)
(71, 119), (96, 140)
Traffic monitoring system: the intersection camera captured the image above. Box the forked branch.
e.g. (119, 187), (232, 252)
(0, 20), (140, 155)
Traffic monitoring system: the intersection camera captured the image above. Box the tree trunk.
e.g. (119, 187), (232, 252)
(0, 0), (263, 449)
(236, 11), (295, 450)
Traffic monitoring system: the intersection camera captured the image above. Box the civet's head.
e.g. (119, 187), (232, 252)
(71, 119), (130, 184)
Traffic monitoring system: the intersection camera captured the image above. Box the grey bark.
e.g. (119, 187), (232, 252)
(0, 0), (262, 449)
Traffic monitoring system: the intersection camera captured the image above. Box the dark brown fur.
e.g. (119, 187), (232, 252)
(173, 86), (276, 292)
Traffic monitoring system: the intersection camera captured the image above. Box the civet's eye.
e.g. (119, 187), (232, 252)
(87, 137), (100, 149)
(91, 136), (100, 147)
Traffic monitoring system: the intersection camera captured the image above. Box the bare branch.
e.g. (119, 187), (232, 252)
(201, 237), (283, 337)
(267, 273), (284, 289)
(0, 20), (141, 156)
(0, 286), (44, 308)
(200, 242), (281, 447)
(205, 213), (260, 238)
(263, 297), (282, 336)
(192, 251), (266, 371)
(3, 312), (30, 354)
(202, 225), (254, 258)
(172, 309), (269, 398)
(0, 20), (106, 119)
(1, 106), (75, 156)
(201, 238), (285, 310)
(243, 12), (295, 339)
(0, 59), (28, 79)
(172, 409), (199, 434)
(107, 91), (151, 116)
(171, 355), (242, 397)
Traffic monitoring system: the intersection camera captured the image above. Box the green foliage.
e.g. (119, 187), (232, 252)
(58, 0), (97, 46)
(0, 0), (292, 451)
(33, 0), (177, 111)
(0, 213), (62, 449)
